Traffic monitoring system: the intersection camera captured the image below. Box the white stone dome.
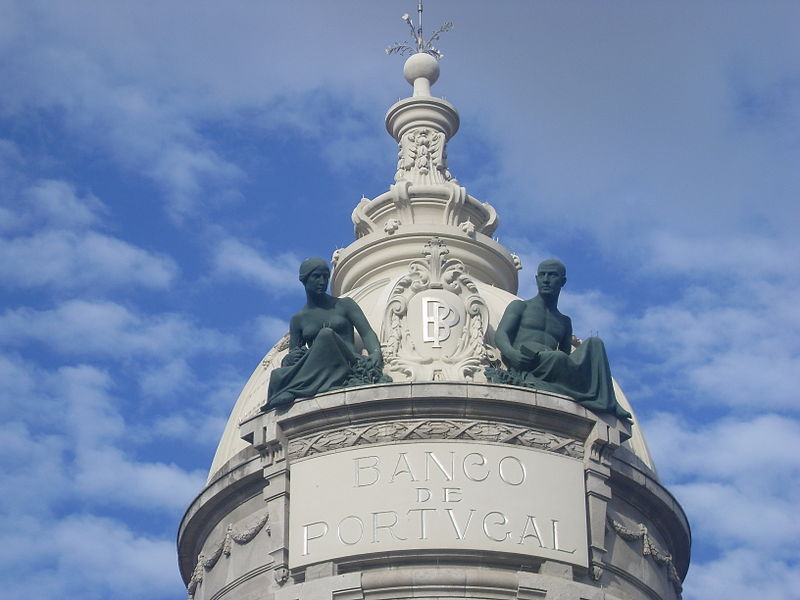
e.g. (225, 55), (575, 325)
(207, 274), (656, 482)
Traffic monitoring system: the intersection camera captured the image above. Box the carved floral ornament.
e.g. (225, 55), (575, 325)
(395, 126), (452, 185)
(187, 512), (270, 599)
(380, 237), (497, 382)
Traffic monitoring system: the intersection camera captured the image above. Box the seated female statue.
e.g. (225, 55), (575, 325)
(264, 257), (387, 409)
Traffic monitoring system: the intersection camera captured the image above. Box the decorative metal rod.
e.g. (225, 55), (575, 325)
(385, 0), (453, 59)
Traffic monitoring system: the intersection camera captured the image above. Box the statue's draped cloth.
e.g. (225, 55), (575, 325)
(494, 338), (631, 420)
(267, 328), (356, 408)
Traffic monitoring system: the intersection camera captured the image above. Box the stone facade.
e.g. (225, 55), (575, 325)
(178, 383), (689, 600)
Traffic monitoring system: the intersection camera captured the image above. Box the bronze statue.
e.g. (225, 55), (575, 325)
(264, 258), (389, 410)
(487, 259), (632, 421)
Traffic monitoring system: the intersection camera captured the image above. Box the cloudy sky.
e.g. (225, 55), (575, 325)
(1, 1), (798, 598)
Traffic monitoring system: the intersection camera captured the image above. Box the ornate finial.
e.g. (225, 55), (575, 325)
(386, 0), (453, 59)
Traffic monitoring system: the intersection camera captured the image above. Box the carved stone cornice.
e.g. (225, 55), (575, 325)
(286, 418), (583, 461)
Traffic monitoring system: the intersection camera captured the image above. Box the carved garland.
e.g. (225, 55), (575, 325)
(187, 512), (270, 599)
(607, 517), (683, 594)
(287, 419), (583, 460)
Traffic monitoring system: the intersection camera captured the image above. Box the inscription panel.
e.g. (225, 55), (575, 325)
(289, 441), (588, 568)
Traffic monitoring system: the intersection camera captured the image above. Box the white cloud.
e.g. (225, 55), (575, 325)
(621, 282), (800, 410)
(0, 299), (236, 359)
(0, 178), (178, 291)
(0, 514), (182, 599)
(138, 357), (192, 397)
(684, 549), (800, 600)
(0, 422), (69, 517)
(645, 413), (800, 485)
(0, 357), (207, 523)
(212, 237), (299, 291)
(559, 289), (621, 342)
(74, 448), (205, 511)
(23, 179), (106, 229)
(647, 231), (799, 279)
(253, 315), (289, 345)
(644, 412), (800, 555)
(0, 230), (177, 290)
(53, 515), (181, 598)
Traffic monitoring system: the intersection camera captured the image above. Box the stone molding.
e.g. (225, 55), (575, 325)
(331, 227), (518, 296)
(187, 511), (270, 599)
(350, 181), (498, 240)
(286, 418), (583, 460)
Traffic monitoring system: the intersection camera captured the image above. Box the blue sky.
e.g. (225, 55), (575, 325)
(1, 1), (798, 598)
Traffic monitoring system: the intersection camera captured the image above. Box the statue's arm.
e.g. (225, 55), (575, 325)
(281, 314), (307, 366)
(559, 316), (573, 354)
(495, 300), (528, 369)
(288, 314), (304, 348)
(343, 298), (383, 366)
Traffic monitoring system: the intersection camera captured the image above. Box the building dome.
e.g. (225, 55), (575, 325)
(179, 24), (688, 600)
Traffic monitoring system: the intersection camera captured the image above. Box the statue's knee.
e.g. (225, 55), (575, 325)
(586, 337), (605, 349)
(317, 327), (335, 341)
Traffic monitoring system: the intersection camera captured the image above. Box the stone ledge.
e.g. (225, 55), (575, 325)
(241, 383), (608, 451)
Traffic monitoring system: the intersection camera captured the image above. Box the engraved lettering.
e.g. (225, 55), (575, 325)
(482, 511), (511, 542)
(463, 452), (489, 482)
(425, 451), (454, 481)
(302, 521), (328, 555)
(499, 456), (526, 486)
(446, 508), (475, 539)
(416, 487), (432, 502)
(422, 297), (460, 348)
(518, 515), (544, 547)
(407, 507), (437, 540)
(443, 487), (462, 502)
(372, 510), (406, 542)
(390, 452), (418, 482)
(354, 456), (380, 487)
(337, 516), (364, 545)
(552, 519), (576, 554)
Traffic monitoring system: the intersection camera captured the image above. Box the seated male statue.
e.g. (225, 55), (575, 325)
(488, 259), (632, 421)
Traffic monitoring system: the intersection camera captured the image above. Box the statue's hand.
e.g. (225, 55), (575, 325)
(365, 352), (383, 370)
(281, 346), (307, 367)
(504, 348), (538, 371)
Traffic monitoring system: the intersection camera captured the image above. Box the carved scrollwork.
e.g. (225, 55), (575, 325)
(352, 196), (377, 238)
(187, 512), (270, 599)
(607, 517), (683, 594)
(481, 201), (498, 236)
(330, 248), (342, 267)
(287, 419), (583, 460)
(380, 238), (493, 382)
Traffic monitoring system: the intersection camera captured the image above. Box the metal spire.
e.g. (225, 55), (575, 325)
(386, 0), (453, 59)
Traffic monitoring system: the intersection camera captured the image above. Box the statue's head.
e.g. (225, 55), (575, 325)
(535, 259), (567, 297)
(299, 257), (330, 295)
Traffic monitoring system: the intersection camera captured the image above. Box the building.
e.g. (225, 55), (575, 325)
(178, 27), (690, 600)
